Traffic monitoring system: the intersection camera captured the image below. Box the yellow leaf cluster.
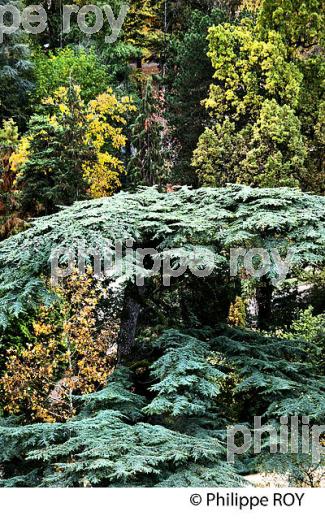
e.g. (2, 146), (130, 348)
(0, 269), (119, 422)
(84, 89), (136, 198)
(10, 137), (30, 175)
(228, 297), (247, 328)
(41, 85), (136, 199)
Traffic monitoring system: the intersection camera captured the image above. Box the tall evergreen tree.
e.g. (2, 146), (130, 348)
(193, 7), (324, 192)
(0, 1), (34, 126)
(128, 78), (168, 186)
(166, 9), (227, 184)
(0, 366), (241, 487)
(19, 86), (91, 215)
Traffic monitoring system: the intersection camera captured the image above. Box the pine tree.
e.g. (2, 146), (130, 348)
(0, 1), (34, 126)
(1, 325), (323, 486)
(240, 100), (308, 188)
(166, 8), (227, 184)
(144, 330), (226, 434)
(257, 0), (324, 51)
(0, 185), (324, 330)
(128, 78), (167, 186)
(19, 86), (90, 215)
(0, 366), (242, 487)
(122, 0), (164, 66)
(19, 84), (135, 215)
(193, 10), (324, 192)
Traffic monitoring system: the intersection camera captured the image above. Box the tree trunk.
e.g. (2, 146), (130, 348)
(117, 285), (144, 362)
(256, 278), (273, 330)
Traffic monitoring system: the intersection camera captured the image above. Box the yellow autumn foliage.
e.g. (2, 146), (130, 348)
(10, 136), (30, 177)
(228, 297), (247, 328)
(0, 269), (119, 422)
(42, 85), (136, 199)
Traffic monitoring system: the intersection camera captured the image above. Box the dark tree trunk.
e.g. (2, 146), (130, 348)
(256, 277), (274, 330)
(117, 285), (144, 363)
